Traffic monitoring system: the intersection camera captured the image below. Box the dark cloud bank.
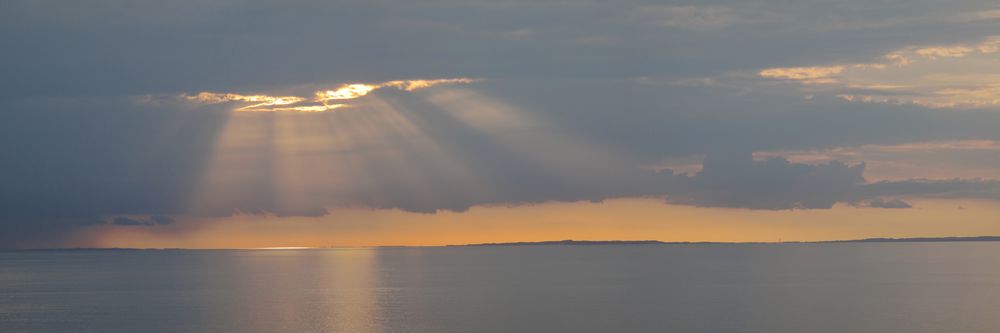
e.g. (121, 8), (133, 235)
(1, 87), (998, 248)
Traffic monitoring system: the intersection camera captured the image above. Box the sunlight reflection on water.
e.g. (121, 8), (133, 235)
(3, 243), (1000, 332)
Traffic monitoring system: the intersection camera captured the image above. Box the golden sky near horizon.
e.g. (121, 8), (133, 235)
(77, 198), (1000, 249)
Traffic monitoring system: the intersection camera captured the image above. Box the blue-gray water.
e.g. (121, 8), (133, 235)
(3, 243), (1000, 332)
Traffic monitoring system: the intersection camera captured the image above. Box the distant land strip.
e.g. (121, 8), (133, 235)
(447, 236), (1000, 247)
(7, 236), (1000, 251)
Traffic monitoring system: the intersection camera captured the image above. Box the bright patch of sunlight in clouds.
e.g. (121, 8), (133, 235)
(185, 93), (307, 111)
(314, 84), (380, 101)
(314, 78), (478, 102)
(184, 78), (478, 112)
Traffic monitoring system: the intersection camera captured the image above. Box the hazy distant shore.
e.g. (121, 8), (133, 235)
(448, 236), (1000, 247)
(9, 236), (1000, 251)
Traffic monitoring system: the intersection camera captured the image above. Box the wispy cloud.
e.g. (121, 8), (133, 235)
(915, 46), (975, 59)
(974, 9), (1000, 20)
(632, 5), (754, 30)
(755, 36), (1000, 109)
(759, 66), (845, 84)
(977, 37), (1000, 53)
(882, 53), (915, 67)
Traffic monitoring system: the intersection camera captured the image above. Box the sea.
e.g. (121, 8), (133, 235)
(2, 242), (1000, 332)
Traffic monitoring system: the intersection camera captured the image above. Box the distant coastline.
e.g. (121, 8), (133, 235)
(7, 236), (1000, 251)
(447, 236), (1000, 247)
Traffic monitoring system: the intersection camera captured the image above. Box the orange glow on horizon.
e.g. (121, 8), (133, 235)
(74, 198), (1000, 249)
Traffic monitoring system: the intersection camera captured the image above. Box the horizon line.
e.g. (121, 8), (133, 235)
(6, 235), (1000, 251)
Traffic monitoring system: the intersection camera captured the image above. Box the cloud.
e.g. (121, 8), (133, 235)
(882, 53), (915, 67)
(632, 5), (751, 30)
(860, 178), (1000, 201)
(150, 215), (175, 225)
(184, 93), (305, 106)
(759, 66), (845, 84)
(750, 36), (1000, 109)
(183, 78), (477, 112)
(661, 152), (998, 210)
(974, 9), (1000, 20)
(3, 0), (1000, 247)
(110, 215), (174, 226)
(865, 198), (912, 209)
(915, 46), (975, 59)
(2, 79), (999, 228)
(184, 92), (310, 111)
(314, 78), (478, 102)
(665, 152), (865, 209)
(111, 217), (145, 226)
(754, 140), (1000, 181)
(978, 37), (1000, 53)
(4, 0), (999, 101)
(923, 84), (1000, 108)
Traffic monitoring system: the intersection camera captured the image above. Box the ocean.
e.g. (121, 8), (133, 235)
(3, 243), (1000, 332)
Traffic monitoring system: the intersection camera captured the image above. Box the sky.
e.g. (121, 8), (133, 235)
(1, 0), (999, 249)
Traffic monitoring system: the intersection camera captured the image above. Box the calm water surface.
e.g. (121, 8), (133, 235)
(3, 243), (1000, 332)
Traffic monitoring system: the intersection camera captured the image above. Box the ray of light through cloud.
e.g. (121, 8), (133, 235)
(3, 0), (1000, 249)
